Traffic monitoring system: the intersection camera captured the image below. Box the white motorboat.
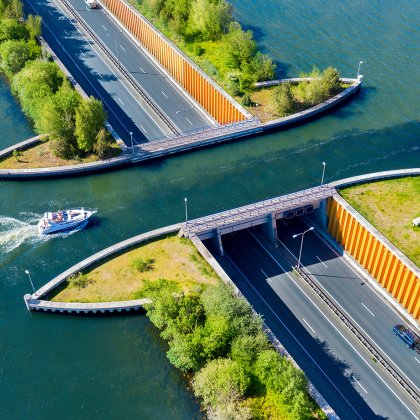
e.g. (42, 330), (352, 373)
(38, 208), (97, 235)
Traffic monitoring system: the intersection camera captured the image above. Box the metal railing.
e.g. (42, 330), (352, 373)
(59, 0), (180, 135)
(182, 185), (335, 236)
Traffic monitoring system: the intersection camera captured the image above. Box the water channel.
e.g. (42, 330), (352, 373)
(0, 0), (419, 418)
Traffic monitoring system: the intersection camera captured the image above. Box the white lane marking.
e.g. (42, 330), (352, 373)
(247, 230), (419, 417)
(186, 117), (193, 126)
(101, 24), (107, 31)
(139, 124), (147, 134)
(139, 66), (145, 73)
(224, 252), (362, 419)
(120, 45), (126, 52)
(80, 51), (86, 57)
(161, 91), (168, 98)
(316, 256), (328, 268)
(117, 97), (124, 106)
(297, 224), (420, 393)
(354, 377), (368, 394)
(63, 29), (68, 35)
(415, 357), (420, 365)
(25, 0), (148, 141)
(45, 0), (168, 137)
(302, 318), (316, 335)
(361, 303), (375, 317)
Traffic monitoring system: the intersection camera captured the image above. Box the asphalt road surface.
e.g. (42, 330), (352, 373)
(23, 0), (212, 145)
(208, 227), (419, 419)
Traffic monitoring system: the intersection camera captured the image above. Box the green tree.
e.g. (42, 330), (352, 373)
(0, 17), (29, 41)
(0, 39), (40, 75)
(194, 358), (251, 407)
(201, 313), (231, 359)
(4, 0), (23, 20)
(189, 0), (232, 40)
(224, 22), (256, 69)
(39, 80), (81, 157)
(26, 14), (42, 40)
(230, 332), (270, 368)
(251, 52), (276, 82)
(75, 97), (107, 152)
(270, 82), (295, 117)
(321, 66), (340, 95)
(94, 127), (115, 159)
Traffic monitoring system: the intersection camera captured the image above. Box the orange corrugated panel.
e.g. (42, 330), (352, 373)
(393, 263), (406, 299)
(327, 199), (337, 234)
(397, 267), (412, 303)
(382, 253), (396, 289)
(402, 272), (417, 307)
(340, 212), (351, 249)
(386, 257), (400, 294)
(376, 249), (391, 284)
(371, 241), (384, 278)
(366, 238), (380, 273)
(407, 280), (419, 316)
(348, 220), (360, 255)
(353, 225), (367, 262)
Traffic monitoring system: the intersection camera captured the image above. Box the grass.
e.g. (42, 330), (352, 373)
(51, 234), (219, 303)
(0, 140), (121, 169)
(340, 176), (420, 267)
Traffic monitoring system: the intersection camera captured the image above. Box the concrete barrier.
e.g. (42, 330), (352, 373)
(0, 135), (44, 160)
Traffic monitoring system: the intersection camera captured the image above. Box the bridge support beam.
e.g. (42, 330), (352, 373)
(211, 229), (224, 256)
(314, 199), (328, 231)
(261, 214), (278, 248)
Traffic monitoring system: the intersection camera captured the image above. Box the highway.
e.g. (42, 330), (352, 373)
(277, 216), (420, 393)
(208, 228), (420, 419)
(23, 0), (212, 145)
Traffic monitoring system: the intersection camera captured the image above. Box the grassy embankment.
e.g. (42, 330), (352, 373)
(52, 234), (219, 302)
(340, 176), (420, 267)
(0, 140), (121, 169)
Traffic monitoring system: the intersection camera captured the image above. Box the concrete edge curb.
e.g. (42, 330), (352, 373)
(24, 223), (181, 306)
(190, 235), (338, 420)
(0, 135), (43, 159)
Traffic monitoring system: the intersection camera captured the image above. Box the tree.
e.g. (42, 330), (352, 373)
(4, 0), (23, 20)
(321, 66), (340, 95)
(26, 15), (42, 40)
(75, 97), (107, 152)
(270, 83), (295, 117)
(189, 0), (232, 40)
(0, 39), (40, 75)
(230, 332), (270, 368)
(0, 18), (29, 41)
(39, 81), (81, 157)
(250, 52), (276, 82)
(94, 127), (114, 159)
(194, 358), (251, 408)
(201, 314), (231, 359)
(224, 22), (256, 69)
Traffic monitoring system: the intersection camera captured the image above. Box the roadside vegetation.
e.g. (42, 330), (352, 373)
(340, 176), (420, 267)
(0, 0), (117, 161)
(52, 234), (325, 419)
(131, 0), (347, 116)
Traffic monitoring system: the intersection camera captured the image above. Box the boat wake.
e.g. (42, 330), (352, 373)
(0, 214), (88, 255)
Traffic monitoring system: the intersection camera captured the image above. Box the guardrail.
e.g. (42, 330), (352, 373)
(294, 265), (420, 405)
(182, 185), (335, 236)
(58, 0), (180, 135)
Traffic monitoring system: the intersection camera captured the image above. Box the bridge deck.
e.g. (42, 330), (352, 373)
(182, 185), (336, 236)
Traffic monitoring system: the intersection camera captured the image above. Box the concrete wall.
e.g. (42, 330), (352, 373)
(100, 0), (248, 125)
(327, 195), (419, 321)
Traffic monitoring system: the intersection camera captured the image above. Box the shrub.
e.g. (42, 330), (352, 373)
(131, 257), (155, 272)
(270, 82), (295, 116)
(68, 272), (95, 290)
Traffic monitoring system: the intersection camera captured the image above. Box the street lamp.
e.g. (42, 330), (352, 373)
(321, 161), (326, 186)
(184, 197), (188, 223)
(130, 131), (134, 153)
(176, 106), (194, 133)
(292, 227), (314, 272)
(24, 270), (36, 295)
(357, 61), (364, 80)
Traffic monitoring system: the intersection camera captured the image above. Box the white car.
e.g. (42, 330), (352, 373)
(85, 0), (98, 9)
(413, 216), (420, 227)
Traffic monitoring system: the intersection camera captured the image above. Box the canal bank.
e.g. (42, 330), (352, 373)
(2, 0), (419, 418)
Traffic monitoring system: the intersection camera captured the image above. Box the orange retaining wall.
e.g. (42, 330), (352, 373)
(100, 0), (246, 125)
(326, 197), (420, 321)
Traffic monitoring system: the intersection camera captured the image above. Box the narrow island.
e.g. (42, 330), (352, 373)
(48, 233), (326, 419)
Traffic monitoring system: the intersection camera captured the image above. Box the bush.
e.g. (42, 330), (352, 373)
(68, 272), (95, 290)
(241, 92), (252, 107)
(131, 257), (155, 272)
(270, 82), (295, 117)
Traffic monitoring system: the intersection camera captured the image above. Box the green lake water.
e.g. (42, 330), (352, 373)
(0, 0), (419, 418)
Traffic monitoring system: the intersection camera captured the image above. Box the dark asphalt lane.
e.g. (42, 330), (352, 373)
(208, 229), (419, 419)
(24, 0), (172, 144)
(277, 216), (420, 393)
(68, 0), (212, 133)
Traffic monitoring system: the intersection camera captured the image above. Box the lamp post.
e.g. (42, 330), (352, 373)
(321, 161), (326, 186)
(130, 131), (134, 153)
(357, 61), (363, 80)
(184, 197), (188, 223)
(176, 106), (194, 133)
(24, 270), (36, 294)
(292, 227), (314, 272)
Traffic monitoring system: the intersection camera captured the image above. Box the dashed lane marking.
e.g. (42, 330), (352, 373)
(361, 303), (375, 317)
(302, 318), (316, 335)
